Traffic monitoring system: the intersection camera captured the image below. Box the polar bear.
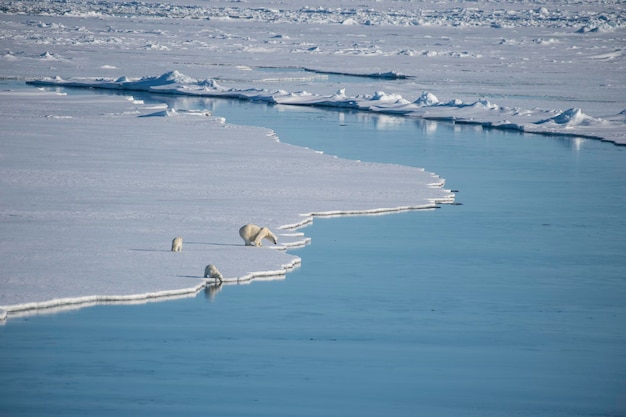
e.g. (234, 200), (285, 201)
(239, 223), (278, 247)
(171, 236), (183, 252)
(204, 264), (223, 283)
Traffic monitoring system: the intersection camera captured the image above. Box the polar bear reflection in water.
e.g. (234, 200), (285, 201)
(239, 223), (278, 247)
(204, 282), (223, 300)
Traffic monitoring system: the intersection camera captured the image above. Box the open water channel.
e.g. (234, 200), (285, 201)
(1, 85), (625, 416)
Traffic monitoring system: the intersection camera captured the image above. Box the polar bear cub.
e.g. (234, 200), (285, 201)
(239, 224), (278, 247)
(204, 264), (223, 283)
(171, 236), (183, 252)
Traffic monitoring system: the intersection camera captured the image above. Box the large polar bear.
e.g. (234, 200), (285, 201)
(239, 224), (278, 247)
(171, 236), (183, 252)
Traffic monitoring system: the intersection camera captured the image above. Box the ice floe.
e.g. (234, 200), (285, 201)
(0, 87), (452, 319)
(28, 71), (626, 145)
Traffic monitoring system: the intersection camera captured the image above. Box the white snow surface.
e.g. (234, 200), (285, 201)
(0, 87), (452, 316)
(1, 0), (625, 317)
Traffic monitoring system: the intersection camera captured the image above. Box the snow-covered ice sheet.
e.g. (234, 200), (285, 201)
(0, 88), (452, 317)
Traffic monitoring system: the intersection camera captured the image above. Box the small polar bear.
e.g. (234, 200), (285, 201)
(204, 264), (223, 283)
(171, 236), (183, 252)
(239, 223), (278, 247)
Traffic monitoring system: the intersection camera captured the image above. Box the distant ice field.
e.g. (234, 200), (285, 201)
(1, 0), (625, 141)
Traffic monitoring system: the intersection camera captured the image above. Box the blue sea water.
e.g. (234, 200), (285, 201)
(1, 90), (625, 416)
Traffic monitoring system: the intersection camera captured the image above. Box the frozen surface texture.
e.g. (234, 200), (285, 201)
(0, 89), (451, 314)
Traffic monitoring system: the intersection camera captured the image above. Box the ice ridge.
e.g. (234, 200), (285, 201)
(27, 71), (626, 145)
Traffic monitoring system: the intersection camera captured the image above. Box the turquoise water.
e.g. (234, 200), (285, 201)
(1, 91), (625, 416)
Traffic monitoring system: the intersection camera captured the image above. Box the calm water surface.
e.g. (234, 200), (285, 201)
(1, 89), (625, 416)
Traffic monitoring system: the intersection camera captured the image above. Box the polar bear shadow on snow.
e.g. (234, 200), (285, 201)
(239, 224), (278, 247)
